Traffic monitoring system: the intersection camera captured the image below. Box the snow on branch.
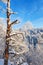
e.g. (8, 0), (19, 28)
(9, 32), (29, 55)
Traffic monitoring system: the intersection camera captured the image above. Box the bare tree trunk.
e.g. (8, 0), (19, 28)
(4, 0), (10, 65)
(4, 0), (19, 65)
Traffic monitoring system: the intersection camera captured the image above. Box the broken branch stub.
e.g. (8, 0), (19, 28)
(10, 20), (20, 26)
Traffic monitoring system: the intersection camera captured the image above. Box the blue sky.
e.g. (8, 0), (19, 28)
(0, 0), (43, 28)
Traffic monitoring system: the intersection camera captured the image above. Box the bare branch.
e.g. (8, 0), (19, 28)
(9, 12), (18, 15)
(10, 20), (20, 26)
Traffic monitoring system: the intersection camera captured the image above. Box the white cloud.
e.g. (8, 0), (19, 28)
(2, 0), (7, 4)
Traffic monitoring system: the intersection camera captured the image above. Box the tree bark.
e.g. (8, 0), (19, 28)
(4, 0), (10, 65)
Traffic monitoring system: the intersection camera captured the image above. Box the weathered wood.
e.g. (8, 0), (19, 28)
(4, 0), (10, 65)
